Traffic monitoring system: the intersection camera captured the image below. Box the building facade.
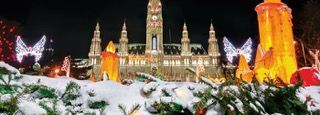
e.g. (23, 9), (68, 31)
(88, 22), (102, 80)
(89, 0), (221, 82)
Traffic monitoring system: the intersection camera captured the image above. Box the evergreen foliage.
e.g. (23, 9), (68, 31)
(39, 99), (59, 115)
(118, 104), (141, 115)
(61, 81), (81, 105)
(0, 96), (18, 114)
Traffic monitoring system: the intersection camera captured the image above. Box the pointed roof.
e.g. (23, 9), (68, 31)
(95, 21), (100, 30)
(122, 20), (126, 30)
(183, 21), (187, 31)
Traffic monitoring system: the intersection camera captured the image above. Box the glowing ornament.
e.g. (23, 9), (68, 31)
(223, 37), (252, 63)
(95, 41), (120, 82)
(61, 56), (71, 77)
(15, 35), (46, 63)
(255, 0), (297, 84)
(236, 54), (254, 83)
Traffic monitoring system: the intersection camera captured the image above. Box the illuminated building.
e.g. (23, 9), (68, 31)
(88, 22), (102, 80)
(89, 0), (221, 82)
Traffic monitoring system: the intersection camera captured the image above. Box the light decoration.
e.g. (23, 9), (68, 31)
(94, 41), (120, 82)
(255, 0), (297, 84)
(61, 56), (71, 77)
(236, 54), (254, 83)
(0, 18), (19, 63)
(223, 37), (252, 63)
(15, 35), (46, 63)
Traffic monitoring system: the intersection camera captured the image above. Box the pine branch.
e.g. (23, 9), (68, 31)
(118, 104), (127, 115)
(128, 104), (141, 115)
(136, 72), (165, 83)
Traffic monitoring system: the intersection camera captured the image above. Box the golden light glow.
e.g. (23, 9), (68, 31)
(54, 69), (60, 74)
(99, 41), (120, 83)
(208, 77), (226, 83)
(255, 0), (297, 84)
(106, 41), (116, 53)
(236, 55), (254, 83)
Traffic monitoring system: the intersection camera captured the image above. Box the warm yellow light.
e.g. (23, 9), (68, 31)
(255, 0), (297, 84)
(54, 69), (60, 74)
(236, 55), (254, 83)
(131, 111), (140, 115)
(106, 41), (116, 53)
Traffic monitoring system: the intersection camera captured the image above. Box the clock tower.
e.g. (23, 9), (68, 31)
(146, 0), (163, 55)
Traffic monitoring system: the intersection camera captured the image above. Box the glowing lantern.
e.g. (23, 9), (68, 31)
(99, 41), (120, 83)
(255, 0), (297, 84)
(236, 55), (254, 83)
(254, 44), (277, 83)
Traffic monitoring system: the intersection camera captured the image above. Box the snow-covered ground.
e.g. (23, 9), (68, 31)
(0, 62), (320, 114)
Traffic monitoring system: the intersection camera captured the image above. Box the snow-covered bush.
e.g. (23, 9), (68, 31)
(193, 77), (309, 115)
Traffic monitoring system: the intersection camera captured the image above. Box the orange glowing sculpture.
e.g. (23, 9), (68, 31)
(236, 55), (254, 83)
(255, 0), (297, 84)
(100, 41), (120, 83)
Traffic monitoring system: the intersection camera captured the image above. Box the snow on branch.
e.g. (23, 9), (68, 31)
(136, 72), (165, 83)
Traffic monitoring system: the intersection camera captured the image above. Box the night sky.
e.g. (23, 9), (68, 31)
(0, 0), (305, 59)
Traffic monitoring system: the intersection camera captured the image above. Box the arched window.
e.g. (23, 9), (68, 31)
(152, 34), (157, 50)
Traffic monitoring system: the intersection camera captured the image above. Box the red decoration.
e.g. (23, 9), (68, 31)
(0, 18), (20, 64)
(198, 108), (206, 115)
(291, 67), (320, 86)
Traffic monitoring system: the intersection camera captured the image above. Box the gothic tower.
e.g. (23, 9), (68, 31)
(88, 22), (102, 80)
(146, 0), (163, 55)
(181, 22), (191, 56)
(119, 21), (129, 56)
(208, 21), (220, 65)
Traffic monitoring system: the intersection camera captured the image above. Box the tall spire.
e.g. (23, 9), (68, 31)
(119, 20), (128, 56)
(208, 20), (220, 65)
(120, 20), (128, 41)
(122, 21), (126, 30)
(210, 22), (214, 32)
(182, 21), (189, 39)
(88, 21), (102, 80)
(209, 21), (216, 42)
(95, 21), (100, 31)
(181, 21), (191, 56)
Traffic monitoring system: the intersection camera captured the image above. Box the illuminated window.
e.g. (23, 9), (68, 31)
(192, 60), (197, 65)
(176, 60), (180, 65)
(152, 34), (157, 50)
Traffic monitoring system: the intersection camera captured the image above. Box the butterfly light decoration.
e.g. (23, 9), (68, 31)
(15, 35), (46, 63)
(223, 37), (252, 63)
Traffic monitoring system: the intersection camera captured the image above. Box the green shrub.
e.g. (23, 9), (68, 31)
(61, 82), (81, 105)
(39, 99), (59, 115)
(88, 100), (108, 109)
(0, 96), (18, 114)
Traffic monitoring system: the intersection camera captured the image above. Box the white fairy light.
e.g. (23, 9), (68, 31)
(61, 56), (71, 77)
(223, 37), (252, 63)
(15, 35), (46, 63)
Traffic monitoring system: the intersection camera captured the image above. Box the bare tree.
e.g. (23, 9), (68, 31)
(294, 0), (320, 67)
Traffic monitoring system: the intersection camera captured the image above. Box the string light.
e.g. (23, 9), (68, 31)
(0, 18), (18, 63)
(15, 35), (46, 63)
(61, 56), (71, 77)
(223, 37), (252, 63)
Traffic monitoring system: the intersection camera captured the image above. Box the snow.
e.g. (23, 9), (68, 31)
(136, 72), (164, 83)
(296, 86), (320, 112)
(0, 94), (12, 102)
(0, 62), (319, 114)
(0, 61), (20, 76)
(18, 100), (46, 114)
